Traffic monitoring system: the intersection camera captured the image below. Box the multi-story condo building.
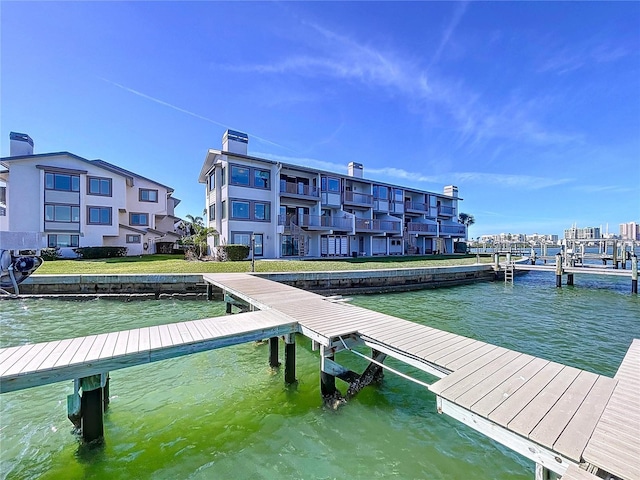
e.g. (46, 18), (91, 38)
(198, 130), (465, 259)
(0, 132), (181, 256)
(564, 225), (601, 240)
(620, 222), (640, 241)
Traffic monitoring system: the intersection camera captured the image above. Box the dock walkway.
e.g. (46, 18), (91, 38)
(203, 273), (637, 479)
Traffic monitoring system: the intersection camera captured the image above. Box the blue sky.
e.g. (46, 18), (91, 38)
(1, 1), (638, 239)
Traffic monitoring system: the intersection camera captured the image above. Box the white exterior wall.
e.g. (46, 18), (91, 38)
(1, 153), (177, 254)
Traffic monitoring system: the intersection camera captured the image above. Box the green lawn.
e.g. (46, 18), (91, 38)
(35, 254), (493, 275)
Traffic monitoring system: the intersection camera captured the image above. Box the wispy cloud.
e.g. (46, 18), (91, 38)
(538, 43), (631, 75)
(428, 1), (469, 70)
(572, 184), (634, 194)
(99, 77), (295, 152)
(222, 11), (578, 151)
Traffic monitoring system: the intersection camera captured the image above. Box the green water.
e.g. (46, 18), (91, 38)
(1, 272), (639, 479)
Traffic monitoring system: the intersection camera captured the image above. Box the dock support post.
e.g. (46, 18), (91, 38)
(102, 373), (110, 412)
(613, 240), (618, 269)
(566, 273), (574, 286)
(535, 463), (552, 480)
(632, 254), (638, 294)
(206, 284), (213, 301)
(555, 253), (562, 288)
(269, 337), (280, 368)
(284, 334), (296, 385)
(320, 346), (337, 397)
(80, 375), (104, 443)
(226, 301), (232, 314)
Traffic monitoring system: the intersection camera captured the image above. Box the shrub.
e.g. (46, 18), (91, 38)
(40, 247), (61, 261)
(216, 244), (250, 261)
(74, 246), (128, 259)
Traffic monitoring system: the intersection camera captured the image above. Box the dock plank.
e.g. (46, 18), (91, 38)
(69, 335), (99, 365)
(1, 343), (48, 377)
(100, 332), (120, 359)
(84, 334), (110, 362)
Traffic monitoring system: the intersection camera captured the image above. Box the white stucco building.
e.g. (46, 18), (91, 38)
(0, 132), (181, 256)
(199, 130), (465, 259)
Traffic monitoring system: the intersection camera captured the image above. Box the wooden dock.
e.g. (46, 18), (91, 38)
(1, 272), (637, 479)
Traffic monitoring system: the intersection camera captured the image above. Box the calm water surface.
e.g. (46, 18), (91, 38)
(1, 271), (639, 479)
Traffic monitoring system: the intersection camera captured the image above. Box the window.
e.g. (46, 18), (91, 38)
(209, 204), (215, 221)
(232, 233), (251, 246)
(48, 234), (79, 248)
(45, 172), (80, 192)
(221, 201), (226, 219)
(253, 233), (264, 256)
(208, 173), (215, 191)
(231, 166), (250, 186)
(139, 189), (158, 202)
(88, 206), (112, 225)
(254, 169), (270, 189)
(254, 202), (270, 221)
(231, 201), (250, 219)
(126, 234), (141, 243)
(221, 167), (226, 186)
(394, 189), (403, 202)
(88, 177), (112, 196)
(322, 177), (340, 192)
(130, 213), (149, 226)
(374, 186), (388, 200)
(45, 204), (80, 223)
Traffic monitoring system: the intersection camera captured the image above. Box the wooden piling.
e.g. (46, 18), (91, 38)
(269, 337), (280, 368)
(632, 255), (638, 294)
(284, 334), (296, 384)
(320, 347), (337, 397)
(80, 375), (104, 443)
(555, 253), (562, 288)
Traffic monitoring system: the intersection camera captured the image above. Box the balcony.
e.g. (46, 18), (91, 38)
(405, 201), (430, 214)
(343, 190), (373, 208)
(407, 222), (437, 235)
(278, 214), (352, 231)
(279, 180), (319, 200)
(440, 223), (466, 237)
(355, 218), (402, 234)
(438, 205), (455, 217)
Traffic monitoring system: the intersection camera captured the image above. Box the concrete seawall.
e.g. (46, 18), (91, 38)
(9, 264), (497, 299)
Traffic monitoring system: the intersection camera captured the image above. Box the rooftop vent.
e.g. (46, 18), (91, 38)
(9, 132), (34, 156)
(348, 162), (363, 178)
(222, 129), (248, 155)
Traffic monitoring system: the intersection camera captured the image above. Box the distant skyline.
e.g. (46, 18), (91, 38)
(2, 2), (638, 239)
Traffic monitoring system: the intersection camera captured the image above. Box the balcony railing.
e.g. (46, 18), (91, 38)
(355, 218), (402, 233)
(405, 201), (429, 213)
(343, 190), (373, 207)
(407, 222), (438, 234)
(438, 205), (455, 216)
(278, 214), (352, 231)
(440, 224), (466, 236)
(279, 180), (319, 198)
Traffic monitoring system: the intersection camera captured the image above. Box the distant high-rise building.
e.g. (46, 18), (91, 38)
(620, 222), (640, 240)
(564, 226), (601, 240)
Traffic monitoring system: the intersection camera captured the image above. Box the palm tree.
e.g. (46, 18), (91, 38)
(181, 214), (217, 259)
(458, 212), (475, 240)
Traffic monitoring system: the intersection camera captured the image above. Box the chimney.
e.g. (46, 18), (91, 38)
(10, 132), (34, 156)
(444, 185), (458, 198)
(222, 129), (248, 155)
(348, 162), (363, 178)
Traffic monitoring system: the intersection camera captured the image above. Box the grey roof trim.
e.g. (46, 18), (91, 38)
(1, 151), (173, 193)
(119, 224), (147, 235)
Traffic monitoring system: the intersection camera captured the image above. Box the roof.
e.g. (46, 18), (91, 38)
(1, 152), (174, 193)
(199, 149), (461, 200)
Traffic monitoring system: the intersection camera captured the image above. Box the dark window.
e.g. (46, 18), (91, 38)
(209, 204), (215, 221)
(88, 206), (112, 225)
(45, 204), (80, 222)
(221, 201), (226, 219)
(231, 166), (250, 186)
(48, 234), (79, 248)
(209, 173), (215, 191)
(221, 167), (226, 186)
(130, 213), (149, 226)
(322, 177), (340, 192)
(254, 202), (270, 221)
(254, 169), (270, 189)
(231, 201), (250, 219)
(45, 173), (80, 192)
(126, 234), (141, 243)
(88, 177), (112, 196)
(139, 189), (158, 202)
